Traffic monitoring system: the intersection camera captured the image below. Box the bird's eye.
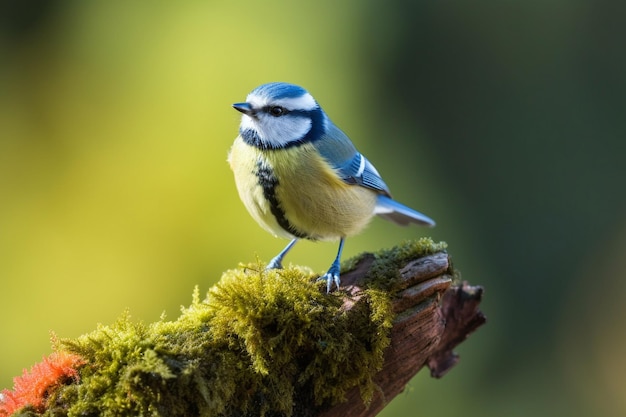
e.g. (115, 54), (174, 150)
(268, 106), (286, 117)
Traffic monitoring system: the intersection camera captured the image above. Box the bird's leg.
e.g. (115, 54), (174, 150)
(320, 238), (345, 293)
(266, 238), (298, 270)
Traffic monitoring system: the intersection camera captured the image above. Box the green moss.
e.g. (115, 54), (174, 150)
(342, 237), (449, 290)
(24, 239), (446, 417)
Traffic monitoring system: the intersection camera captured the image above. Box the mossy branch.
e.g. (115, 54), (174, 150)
(320, 251), (485, 417)
(0, 239), (485, 417)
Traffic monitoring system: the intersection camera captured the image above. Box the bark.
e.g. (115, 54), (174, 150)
(318, 252), (485, 417)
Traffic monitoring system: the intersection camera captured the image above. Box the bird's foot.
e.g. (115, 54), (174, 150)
(319, 261), (341, 293)
(265, 239), (297, 271)
(266, 256), (283, 270)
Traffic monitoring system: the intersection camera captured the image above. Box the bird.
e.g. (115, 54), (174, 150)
(228, 82), (435, 292)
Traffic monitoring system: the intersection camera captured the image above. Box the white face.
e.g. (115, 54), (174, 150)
(239, 92), (322, 147)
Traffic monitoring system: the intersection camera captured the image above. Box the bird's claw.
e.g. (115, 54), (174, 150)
(319, 263), (341, 293)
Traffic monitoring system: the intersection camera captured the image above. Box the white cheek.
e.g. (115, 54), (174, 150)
(241, 114), (312, 147)
(261, 116), (311, 146)
(240, 114), (256, 131)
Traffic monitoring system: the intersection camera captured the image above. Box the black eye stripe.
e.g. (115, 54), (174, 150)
(261, 106), (320, 118)
(264, 105), (288, 117)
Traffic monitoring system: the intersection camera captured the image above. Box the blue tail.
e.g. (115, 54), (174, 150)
(374, 195), (435, 227)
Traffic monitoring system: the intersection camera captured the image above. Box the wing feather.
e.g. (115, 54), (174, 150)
(313, 121), (390, 195)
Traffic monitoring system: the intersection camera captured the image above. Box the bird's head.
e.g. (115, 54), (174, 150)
(233, 82), (327, 149)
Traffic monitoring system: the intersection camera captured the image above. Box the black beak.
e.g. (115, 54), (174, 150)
(232, 102), (255, 116)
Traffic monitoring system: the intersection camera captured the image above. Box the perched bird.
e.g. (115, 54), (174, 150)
(228, 82), (434, 292)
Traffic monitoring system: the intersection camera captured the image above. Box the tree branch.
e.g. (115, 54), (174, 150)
(0, 241), (485, 417)
(318, 252), (485, 417)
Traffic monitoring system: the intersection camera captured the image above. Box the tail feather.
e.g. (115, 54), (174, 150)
(374, 195), (435, 227)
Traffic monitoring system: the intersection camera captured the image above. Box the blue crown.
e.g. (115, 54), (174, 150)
(250, 82), (308, 100)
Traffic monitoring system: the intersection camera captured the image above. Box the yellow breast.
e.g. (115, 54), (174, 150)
(228, 137), (378, 241)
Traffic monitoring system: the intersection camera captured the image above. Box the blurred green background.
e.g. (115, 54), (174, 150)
(1, 1), (625, 416)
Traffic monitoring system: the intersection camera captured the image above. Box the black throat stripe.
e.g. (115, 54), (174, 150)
(253, 159), (309, 239)
(241, 128), (306, 150)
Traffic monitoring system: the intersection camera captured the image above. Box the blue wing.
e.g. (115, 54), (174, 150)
(313, 119), (436, 228)
(313, 120), (391, 195)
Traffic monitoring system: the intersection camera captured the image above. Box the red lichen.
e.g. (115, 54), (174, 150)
(0, 352), (84, 416)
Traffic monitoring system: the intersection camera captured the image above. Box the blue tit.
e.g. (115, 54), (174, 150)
(228, 82), (435, 292)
